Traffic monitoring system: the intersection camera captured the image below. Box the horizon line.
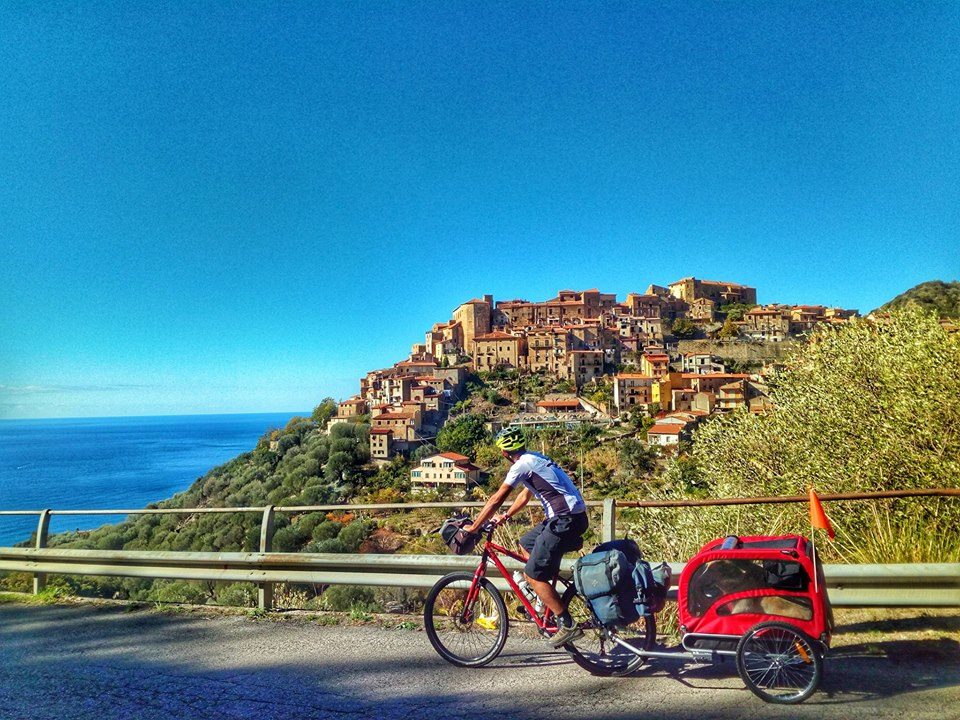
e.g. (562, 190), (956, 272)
(0, 410), (313, 423)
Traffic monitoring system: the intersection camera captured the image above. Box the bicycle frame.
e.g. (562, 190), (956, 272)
(463, 529), (566, 631)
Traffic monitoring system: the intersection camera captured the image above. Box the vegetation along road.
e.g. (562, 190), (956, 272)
(3, 602), (958, 720)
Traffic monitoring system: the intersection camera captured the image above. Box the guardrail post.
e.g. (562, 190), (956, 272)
(33, 510), (51, 594)
(258, 506), (275, 611)
(601, 498), (616, 543)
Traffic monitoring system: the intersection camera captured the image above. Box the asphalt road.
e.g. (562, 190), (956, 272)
(2, 603), (959, 720)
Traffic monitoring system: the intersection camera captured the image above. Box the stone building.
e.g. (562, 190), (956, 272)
(452, 296), (493, 353)
(613, 373), (655, 413)
(668, 277), (757, 306)
(472, 331), (526, 372)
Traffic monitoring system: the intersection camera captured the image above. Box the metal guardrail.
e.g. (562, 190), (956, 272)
(0, 499), (616, 606)
(1, 547), (957, 608)
(1, 492), (958, 610)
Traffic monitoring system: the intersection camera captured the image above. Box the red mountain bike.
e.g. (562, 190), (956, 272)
(423, 521), (656, 674)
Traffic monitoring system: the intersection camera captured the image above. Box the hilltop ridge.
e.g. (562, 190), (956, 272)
(878, 280), (960, 318)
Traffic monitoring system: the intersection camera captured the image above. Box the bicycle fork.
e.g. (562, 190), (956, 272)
(460, 555), (489, 624)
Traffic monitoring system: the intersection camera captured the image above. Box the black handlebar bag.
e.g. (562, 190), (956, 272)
(441, 517), (478, 555)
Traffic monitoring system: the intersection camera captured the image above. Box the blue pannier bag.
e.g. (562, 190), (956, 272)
(573, 539), (644, 627)
(632, 560), (672, 615)
(646, 562), (672, 614)
(573, 540), (672, 626)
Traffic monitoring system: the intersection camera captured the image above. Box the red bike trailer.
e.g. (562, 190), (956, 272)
(606, 534), (834, 704)
(678, 534), (833, 648)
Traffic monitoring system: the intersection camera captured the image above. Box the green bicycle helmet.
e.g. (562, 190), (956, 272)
(495, 426), (526, 452)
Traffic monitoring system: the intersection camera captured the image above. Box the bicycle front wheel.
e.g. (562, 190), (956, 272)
(424, 572), (508, 668)
(562, 589), (656, 677)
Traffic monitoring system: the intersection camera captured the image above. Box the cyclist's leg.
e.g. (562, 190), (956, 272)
(525, 513), (589, 613)
(524, 515), (586, 615)
(516, 521), (544, 562)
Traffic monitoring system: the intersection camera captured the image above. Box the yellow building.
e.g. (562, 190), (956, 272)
(640, 352), (670, 379)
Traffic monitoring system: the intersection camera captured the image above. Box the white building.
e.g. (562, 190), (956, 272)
(410, 452), (481, 496)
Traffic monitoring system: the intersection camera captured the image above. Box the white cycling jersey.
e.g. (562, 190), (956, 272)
(503, 451), (586, 519)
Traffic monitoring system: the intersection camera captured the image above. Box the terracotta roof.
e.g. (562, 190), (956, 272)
(537, 399), (583, 408)
(396, 360), (438, 367)
(682, 373), (750, 379)
(644, 354), (669, 360)
(616, 373), (654, 380)
(339, 398), (365, 405)
(436, 452), (470, 462)
(474, 331), (520, 341)
(369, 428), (392, 435)
(374, 412), (415, 420)
(648, 423), (683, 435)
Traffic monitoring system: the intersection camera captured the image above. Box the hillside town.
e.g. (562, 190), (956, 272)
(327, 277), (859, 492)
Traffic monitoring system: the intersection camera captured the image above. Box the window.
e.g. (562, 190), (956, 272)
(687, 559), (809, 616)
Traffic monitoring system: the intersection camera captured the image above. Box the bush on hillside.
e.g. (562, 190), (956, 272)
(436, 413), (490, 457)
(642, 307), (960, 564)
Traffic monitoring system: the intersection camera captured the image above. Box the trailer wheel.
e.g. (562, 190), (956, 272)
(736, 621), (822, 704)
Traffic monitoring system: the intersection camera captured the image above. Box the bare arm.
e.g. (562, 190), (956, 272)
(466, 483), (514, 533)
(497, 487), (533, 523)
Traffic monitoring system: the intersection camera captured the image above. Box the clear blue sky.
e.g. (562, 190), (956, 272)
(1, 2), (958, 419)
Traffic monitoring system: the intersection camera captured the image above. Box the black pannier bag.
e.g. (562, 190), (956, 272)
(440, 517), (478, 555)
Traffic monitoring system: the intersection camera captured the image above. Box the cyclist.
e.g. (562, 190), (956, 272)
(465, 426), (588, 647)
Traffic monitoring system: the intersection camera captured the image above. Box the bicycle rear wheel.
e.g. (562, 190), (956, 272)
(424, 572), (508, 668)
(561, 589), (656, 676)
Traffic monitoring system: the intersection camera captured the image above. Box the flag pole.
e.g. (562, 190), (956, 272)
(808, 486), (819, 593)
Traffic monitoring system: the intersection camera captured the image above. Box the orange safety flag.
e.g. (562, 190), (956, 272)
(808, 488), (835, 540)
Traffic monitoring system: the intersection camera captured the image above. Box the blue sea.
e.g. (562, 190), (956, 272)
(0, 413), (306, 546)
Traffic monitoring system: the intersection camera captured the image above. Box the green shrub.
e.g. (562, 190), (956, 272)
(216, 582), (257, 608)
(312, 538), (347, 553)
(312, 520), (342, 542)
(0, 572), (34, 593)
(272, 524), (310, 553)
(338, 519), (375, 552)
(298, 512), (328, 536)
(150, 580), (209, 605)
(322, 585), (377, 612)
